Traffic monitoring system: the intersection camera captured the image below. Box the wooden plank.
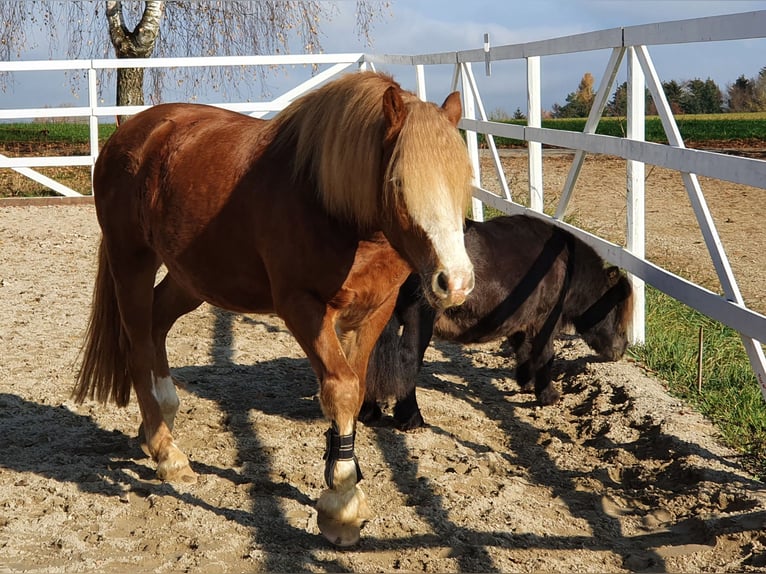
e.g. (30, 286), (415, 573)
(460, 64), (483, 222)
(0, 59), (88, 72)
(475, 28), (623, 62)
(0, 196), (94, 207)
(409, 53), (458, 66)
(0, 107), (91, 120)
(0, 156), (92, 168)
(364, 54), (414, 66)
(91, 53), (365, 69)
(522, 128), (766, 190)
(0, 153), (84, 197)
(458, 118), (524, 139)
(624, 10), (766, 46)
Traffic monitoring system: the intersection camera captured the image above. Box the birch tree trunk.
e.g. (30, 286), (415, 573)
(106, 1), (165, 123)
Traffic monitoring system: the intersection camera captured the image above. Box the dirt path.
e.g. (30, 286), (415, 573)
(0, 186), (764, 571)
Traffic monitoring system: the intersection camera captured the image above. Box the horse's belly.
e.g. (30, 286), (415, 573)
(170, 261), (274, 313)
(159, 237), (275, 314)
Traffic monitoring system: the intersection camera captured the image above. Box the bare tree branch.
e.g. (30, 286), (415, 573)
(0, 0), (388, 104)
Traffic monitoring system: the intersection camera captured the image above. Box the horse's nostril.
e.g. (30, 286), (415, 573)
(431, 271), (449, 299)
(436, 271), (449, 293)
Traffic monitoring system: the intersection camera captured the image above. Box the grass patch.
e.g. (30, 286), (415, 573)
(629, 286), (766, 479)
(483, 112), (766, 147)
(0, 122), (116, 145)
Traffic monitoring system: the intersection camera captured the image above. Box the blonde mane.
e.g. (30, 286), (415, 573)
(384, 99), (473, 227)
(270, 71), (473, 227)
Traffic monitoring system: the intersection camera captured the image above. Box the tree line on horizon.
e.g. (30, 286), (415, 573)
(502, 67), (766, 120)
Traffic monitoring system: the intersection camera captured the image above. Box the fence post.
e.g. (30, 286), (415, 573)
(415, 64), (427, 101)
(460, 63), (483, 222)
(626, 47), (646, 345)
(526, 56), (543, 212)
(88, 63), (99, 193)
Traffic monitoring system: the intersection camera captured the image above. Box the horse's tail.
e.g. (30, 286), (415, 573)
(366, 316), (410, 401)
(73, 240), (132, 407)
(366, 274), (434, 402)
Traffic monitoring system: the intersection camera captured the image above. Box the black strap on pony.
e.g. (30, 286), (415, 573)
(323, 424), (363, 489)
(573, 276), (631, 333)
(456, 229), (570, 342)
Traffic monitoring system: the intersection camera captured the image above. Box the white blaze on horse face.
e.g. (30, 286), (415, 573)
(412, 182), (474, 301)
(151, 373), (180, 430)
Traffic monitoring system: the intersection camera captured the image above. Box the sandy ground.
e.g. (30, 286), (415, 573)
(0, 153), (765, 572)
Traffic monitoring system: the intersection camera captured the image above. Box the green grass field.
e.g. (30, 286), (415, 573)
(630, 288), (766, 480)
(3, 111), (766, 147)
(0, 122), (116, 144)
(483, 112), (766, 147)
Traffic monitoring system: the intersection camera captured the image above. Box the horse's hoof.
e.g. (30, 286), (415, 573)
(537, 385), (561, 406)
(157, 449), (197, 484)
(519, 381), (534, 393)
(358, 401), (383, 425)
(395, 411), (427, 432)
(317, 511), (363, 547)
(158, 462), (198, 484)
(316, 485), (371, 547)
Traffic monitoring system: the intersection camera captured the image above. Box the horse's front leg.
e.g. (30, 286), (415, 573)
(281, 298), (390, 547)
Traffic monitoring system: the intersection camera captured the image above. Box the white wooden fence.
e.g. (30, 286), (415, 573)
(1, 10), (765, 401)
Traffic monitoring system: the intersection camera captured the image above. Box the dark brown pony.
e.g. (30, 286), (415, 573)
(362, 214), (633, 430)
(73, 72), (475, 546)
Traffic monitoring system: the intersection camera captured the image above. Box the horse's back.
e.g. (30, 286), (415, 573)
(96, 103), (267, 192)
(92, 103), (282, 311)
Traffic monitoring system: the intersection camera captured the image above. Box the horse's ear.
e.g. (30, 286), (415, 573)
(606, 266), (621, 285)
(382, 86), (407, 136)
(441, 92), (463, 126)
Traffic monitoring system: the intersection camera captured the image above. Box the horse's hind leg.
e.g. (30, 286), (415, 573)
(106, 245), (197, 483)
(149, 274), (204, 431)
(533, 355), (559, 405)
(392, 387), (425, 431)
(511, 333), (535, 393)
(134, 274), (204, 460)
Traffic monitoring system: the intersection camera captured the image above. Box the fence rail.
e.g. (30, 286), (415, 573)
(1, 11), (765, 400)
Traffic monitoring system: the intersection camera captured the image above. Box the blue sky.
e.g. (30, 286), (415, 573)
(3, 1), (766, 115)
(322, 0), (766, 113)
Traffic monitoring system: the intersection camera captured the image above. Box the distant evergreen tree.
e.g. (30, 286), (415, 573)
(727, 69), (766, 112)
(606, 81), (654, 116)
(754, 66), (766, 110)
(683, 78), (723, 114)
(661, 80), (685, 114)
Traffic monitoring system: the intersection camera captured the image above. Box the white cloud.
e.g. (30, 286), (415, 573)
(317, 0), (766, 113)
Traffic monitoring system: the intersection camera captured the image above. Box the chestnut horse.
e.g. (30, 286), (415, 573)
(73, 72), (475, 546)
(362, 214), (633, 430)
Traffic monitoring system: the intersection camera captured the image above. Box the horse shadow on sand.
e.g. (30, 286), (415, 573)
(1, 308), (763, 572)
(390, 333), (765, 571)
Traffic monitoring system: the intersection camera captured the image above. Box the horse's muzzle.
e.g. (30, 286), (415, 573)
(430, 268), (475, 308)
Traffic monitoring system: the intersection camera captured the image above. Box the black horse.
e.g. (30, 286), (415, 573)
(362, 214), (634, 430)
